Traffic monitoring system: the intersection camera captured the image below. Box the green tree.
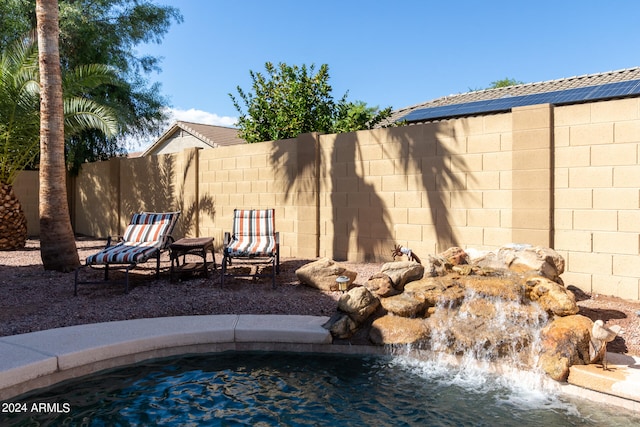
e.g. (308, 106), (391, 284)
(0, 0), (182, 168)
(230, 62), (392, 143)
(334, 101), (393, 134)
(0, 34), (119, 251)
(489, 77), (524, 88)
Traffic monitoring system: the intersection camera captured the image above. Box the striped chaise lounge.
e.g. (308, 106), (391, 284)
(221, 209), (280, 288)
(74, 211), (180, 295)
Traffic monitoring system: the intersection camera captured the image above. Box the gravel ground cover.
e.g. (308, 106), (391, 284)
(1, 239), (638, 357)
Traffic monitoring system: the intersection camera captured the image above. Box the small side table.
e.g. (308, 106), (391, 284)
(170, 237), (216, 281)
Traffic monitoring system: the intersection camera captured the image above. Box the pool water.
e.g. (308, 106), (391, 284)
(4, 352), (640, 426)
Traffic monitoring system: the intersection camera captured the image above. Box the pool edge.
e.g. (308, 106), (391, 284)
(0, 315), (638, 413)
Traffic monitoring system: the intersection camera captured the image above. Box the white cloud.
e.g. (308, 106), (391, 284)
(167, 108), (238, 128)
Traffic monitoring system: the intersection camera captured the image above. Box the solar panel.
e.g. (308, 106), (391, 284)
(398, 79), (640, 123)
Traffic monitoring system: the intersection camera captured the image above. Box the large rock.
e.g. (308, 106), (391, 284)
(404, 276), (466, 307)
(525, 276), (578, 316)
(469, 244), (565, 282)
(322, 312), (358, 339)
(461, 274), (525, 302)
(295, 258), (357, 291)
(370, 314), (431, 345)
(438, 247), (469, 265)
(379, 261), (424, 290)
(365, 273), (399, 297)
(379, 292), (428, 318)
(337, 286), (380, 323)
(538, 314), (593, 381)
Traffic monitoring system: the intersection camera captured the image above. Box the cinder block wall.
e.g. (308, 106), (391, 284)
(14, 97), (640, 300)
(318, 114), (514, 261)
(11, 171), (39, 237)
(554, 98), (640, 299)
(197, 134), (319, 258)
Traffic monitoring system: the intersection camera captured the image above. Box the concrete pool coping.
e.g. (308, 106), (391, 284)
(0, 315), (638, 413)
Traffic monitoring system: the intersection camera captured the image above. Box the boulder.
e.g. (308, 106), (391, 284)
(438, 247), (469, 265)
(525, 276), (578, 317)
(380, 261), (424, 290)
(379, 292), (428, 318)
(424, 255), (452, 277)
(322, 312), (358, 340)
(538, 314), (593, 381)
(370, 314), (431, 345)
(404, 276), (466, 307)
(337, 286), (380, 324)
(461, 274), (525, 302)
(365, 273), (399, 297)
(470, 244), (565, 282)
(295, 258), (357, 291)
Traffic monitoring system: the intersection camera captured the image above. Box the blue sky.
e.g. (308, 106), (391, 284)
(137, 0), (640, 129)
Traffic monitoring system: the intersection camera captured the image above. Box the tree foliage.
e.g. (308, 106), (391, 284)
(489, 77), (524, 88)
(230, 62), (392, 143)
(0, 34), (120, 185)
(0, 0), (182, 170)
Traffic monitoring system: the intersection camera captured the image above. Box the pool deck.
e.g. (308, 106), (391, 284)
(0, 315), (638, 413)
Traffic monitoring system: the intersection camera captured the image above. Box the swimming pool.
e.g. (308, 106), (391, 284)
(3, 352), (640, 426)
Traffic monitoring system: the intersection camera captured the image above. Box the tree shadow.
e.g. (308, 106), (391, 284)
(269, 123), (472, 261)
(121, 151), (215, 238)
(329, 132), (393, 261)
(381, 122), (471, 251)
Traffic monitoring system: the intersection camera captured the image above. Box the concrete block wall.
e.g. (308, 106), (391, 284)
(317, 114), (514, 261)
(554, 99), (640, 299)
(197, 134), (319, 258)
(13, 97), (640, 300)
(73, 159), (120, 238)
(11, 171), (39, 237)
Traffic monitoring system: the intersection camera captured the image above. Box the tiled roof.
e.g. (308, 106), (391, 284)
(175, 121), (245, 147)
(386, 67), (640, 124)
(142, 121), (245, 156)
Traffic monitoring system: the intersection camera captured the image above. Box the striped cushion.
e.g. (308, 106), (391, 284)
(123, 212), (177, 243)
(226, 209), (276, 256)
(86, 241), (161, 265)
(86, 211), (179, 266)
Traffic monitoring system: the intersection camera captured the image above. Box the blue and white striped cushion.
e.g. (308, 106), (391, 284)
(86, 211), (179, 266)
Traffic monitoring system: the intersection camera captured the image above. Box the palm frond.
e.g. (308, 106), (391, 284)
(63, 97), (120, 138)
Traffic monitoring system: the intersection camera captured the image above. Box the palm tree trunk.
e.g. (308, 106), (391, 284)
(36, 0), (80, 271)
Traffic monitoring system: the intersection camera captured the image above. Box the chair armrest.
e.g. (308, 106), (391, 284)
(223, 232), (231, 246)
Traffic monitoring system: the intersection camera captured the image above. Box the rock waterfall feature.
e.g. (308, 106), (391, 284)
(300, 245), (605, 382)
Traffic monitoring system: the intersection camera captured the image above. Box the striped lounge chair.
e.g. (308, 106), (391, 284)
(74, 211), (180, 295)
(221, 209), (280, 288)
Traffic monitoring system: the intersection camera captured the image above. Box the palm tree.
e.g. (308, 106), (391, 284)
(0, 2), (119, 264)
(36, 0), (80, 270)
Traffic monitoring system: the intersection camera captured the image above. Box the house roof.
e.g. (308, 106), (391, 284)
(387, 67), (640, 125)
(142, 121), (245, 156)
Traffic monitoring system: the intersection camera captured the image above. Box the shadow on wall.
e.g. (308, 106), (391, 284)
(121, 152), (215, 238)
(268, 122), (472, 262)
(383, 122), (471, 252)
(330, 132), (394, 262)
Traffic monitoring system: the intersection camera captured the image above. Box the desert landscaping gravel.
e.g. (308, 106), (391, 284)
(1, 239), (638, 357)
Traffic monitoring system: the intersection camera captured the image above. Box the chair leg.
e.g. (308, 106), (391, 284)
(221, 255), (227, 287)
(124, 265), (131, 294)
(74, 267), (81, 296)
(271, 256), (276, 289)
(155, 253), (160, 279)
